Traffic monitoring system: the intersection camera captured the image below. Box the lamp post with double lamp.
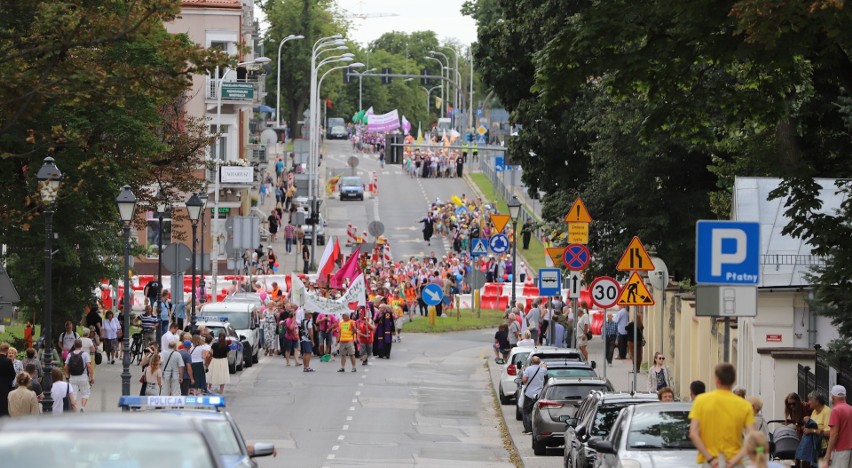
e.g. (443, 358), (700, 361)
(186, 193), (204, 333)
(421, 85), (442, 114)
(115, 185), (137, 402)
(155, 191), (167, 345)
(438, 47), (460, 126)
(276, 34), (305, 128)
(507, 196), (522, 309)
(211, 56), (271, 302)
(36, 157), (62, 412)
(354, 68), (377, 110)
(198, 191), (208, 308)
(423, 56), (445, 118)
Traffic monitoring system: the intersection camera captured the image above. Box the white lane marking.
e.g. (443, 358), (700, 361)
(346, 416), (353, 421)
(326, 454), (335, 460)
(351, 398), (357, 403)
(338, 435), (345, 441)
(355, 391), (361, 396)
(343, 425), (349, 431)
(358, 382), (364, 386)
(361, 375), (366, 379)
(349, 406), (355, 411)
(332, 445), (340, 451)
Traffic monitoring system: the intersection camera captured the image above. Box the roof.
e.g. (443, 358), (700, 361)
(182, 0), (242, 9)
(732, 177), (845, 288)
(597, 392), (660, 402)
(0, 412), (202, 431)
(545, 376), (608, 385)
(200, 302), (255, 313)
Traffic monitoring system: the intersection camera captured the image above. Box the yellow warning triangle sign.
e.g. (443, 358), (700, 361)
(564, 197), (592, 223)
(616, 236), (654, 271)
(491, 214), (511, 233)
(545, 247), (566, 267)
(617, 272), (655, 306)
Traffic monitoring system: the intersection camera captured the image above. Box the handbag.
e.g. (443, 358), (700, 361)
(95, 351), (103, 365)
(586, 331), (593, 340)
(62, 381), (71, 411)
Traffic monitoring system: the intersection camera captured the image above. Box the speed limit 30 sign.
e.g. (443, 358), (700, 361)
(590, 276), (621, 309)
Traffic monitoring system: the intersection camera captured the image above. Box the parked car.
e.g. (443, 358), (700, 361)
(563, 391), (660, 468)
(514, 360), (598, 421)
(589, 402), (696, 467)
(531, 377), (613, 455)
(499, 346), (534, 404)
(195, 318), (245, 374)
(202, 301), (260, 368)
(328, 125), (347, 139)
(338, 176), (365, 201)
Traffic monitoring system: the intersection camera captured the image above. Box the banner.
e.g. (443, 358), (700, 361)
(294, 273), (367, 316)
(366, 109), (400, 133)
(401, 115), (411, 135)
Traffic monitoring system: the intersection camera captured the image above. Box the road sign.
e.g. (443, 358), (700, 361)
(617, 272), (655, 306)
(468, 269), (486, 290)
(616, 236), (654, 271)
(564, 197), (592, 223)
(0, 264), (21, 303)
(489, 234), (510, 254)
(347, 156), (359, 168)
(695, 285), (757, 317)
(477, 125), (487, 135)
(568, 223), (589, 244)
(490, 214), (510, 233)
(495, 156), (505, 172)
(422, 283), (444, 306)
(696, 221), (760, 285)
(538, 268), (562, 296)
(566, 271), (582, 299)
(545, 247), (565, 267)
(368, 221), (385, 237)
(562, 244), (591, 271)
(470, 238), (487, 256)
(162, 243), (192, 274)
(590, 276), (621, 308)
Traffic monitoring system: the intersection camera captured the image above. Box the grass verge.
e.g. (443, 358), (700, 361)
(487, 359), (524, 467)
(468, 173), (548, 273)
(404, 308), (504, 333)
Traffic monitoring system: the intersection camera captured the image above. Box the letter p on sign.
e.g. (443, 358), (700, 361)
(696, 221), (760, 285)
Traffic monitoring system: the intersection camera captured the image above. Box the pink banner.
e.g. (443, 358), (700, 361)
(367, 109), (400, 133)
(401, 115), (411, 135)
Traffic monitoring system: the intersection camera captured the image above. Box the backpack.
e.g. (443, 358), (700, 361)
(68, 352), (86, 376)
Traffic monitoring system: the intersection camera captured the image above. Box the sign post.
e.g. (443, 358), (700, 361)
(615, 236), (654, 392)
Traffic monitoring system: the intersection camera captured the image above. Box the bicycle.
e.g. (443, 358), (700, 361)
(129, 332), (144, 365)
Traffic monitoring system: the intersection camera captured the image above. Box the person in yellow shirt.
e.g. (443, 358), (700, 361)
(337, 314), (357, 373)
(689, 363), (756, 467)
(796, 390), (831, 467)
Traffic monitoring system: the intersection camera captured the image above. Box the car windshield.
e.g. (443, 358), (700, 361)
(511, 353), (530, 366)
(206, 326), (230, 340)
(340, 177), (362, 187)
(627, 410), (695, 449)
(547, 369), (597, 378)
(0, 431), (215, 467)
(538, 353), (582, 362)
(203, 312), (249, 330)
(592, 404), (638, 437)
(546, 384), (609, 401)
(203, 420), (243, 456)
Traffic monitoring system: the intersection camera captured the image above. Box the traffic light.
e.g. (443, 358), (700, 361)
(344, 66), (353, 84)
(382, 67), (392, 84)
(421, 68), (430, 86)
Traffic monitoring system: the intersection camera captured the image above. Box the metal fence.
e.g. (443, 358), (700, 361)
(476, 150), (545, 240)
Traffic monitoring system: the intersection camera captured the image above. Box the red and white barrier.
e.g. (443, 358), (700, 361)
(369, 171), (378, 195)
(346, 224), (358, 246)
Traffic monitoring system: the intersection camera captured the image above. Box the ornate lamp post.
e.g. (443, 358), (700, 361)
(507, 196), (522, 309)
(185, 193), (203, 333)
(115, 185), (137, 402)
(36, 157), (62, 413)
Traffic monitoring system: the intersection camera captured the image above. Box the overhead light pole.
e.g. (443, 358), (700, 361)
(507, 196), (521, 309)
(36, 157), (62, 413)
(211, 56), (271, 302)
(355, 67), (377, 110)
(186, 193), (204, 333)
(155, 190), (167, 345)
(115, 185), (137, 403)
(421, 85), (442, 114)
(276, 34), (305, 129)
(424, 56), (445, 118)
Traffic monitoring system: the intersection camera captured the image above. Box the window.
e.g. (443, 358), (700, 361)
(593, 404), (632, 437)
(202, 420), (242, 456)
(146, 210), (171, 257)
(546, 384), (609, 401)
(209, 125), (228, 161)
(626, 410), (694, 449)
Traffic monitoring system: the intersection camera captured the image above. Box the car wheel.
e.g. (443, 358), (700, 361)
(228, 358), (237, 374)
(252, 348), (260, 364)
(532, 437), (547, 456)
(515, 405), (522, 421)
(499, 387), (512, 405)
(243, 344), (252, 368)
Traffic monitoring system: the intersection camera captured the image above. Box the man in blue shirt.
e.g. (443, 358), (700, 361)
(604, 313), (619, 364)
(521, 356), (548, 434)
(614, 307), (629, 359)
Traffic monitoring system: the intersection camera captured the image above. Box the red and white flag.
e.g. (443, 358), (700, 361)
(316, 236), (341, 287)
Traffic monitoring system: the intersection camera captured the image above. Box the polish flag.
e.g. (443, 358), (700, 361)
(331, 247), (362, 289)
(316, 237), (341, 287)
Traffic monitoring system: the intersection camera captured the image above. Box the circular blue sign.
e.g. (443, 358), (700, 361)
(489, 234), (510, 254)
(422, 283), (444, 306)
(562, 244), (591, 271)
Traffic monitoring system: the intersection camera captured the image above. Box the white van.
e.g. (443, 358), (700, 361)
(199, 301), (260, 368)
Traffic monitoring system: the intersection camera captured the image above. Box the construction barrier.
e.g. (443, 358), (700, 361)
(369, 171), (378, 195)
(346, 224), (358, 246)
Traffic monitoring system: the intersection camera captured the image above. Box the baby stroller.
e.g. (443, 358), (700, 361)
(767, 420), (800, 461)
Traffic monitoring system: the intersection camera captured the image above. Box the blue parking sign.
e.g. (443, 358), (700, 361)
(494, 156), (505, 172)
(696, 221), (760, 285)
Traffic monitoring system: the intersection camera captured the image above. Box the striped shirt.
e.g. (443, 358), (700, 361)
(139, 313), (158, 331)
(284, 224), (296, 239)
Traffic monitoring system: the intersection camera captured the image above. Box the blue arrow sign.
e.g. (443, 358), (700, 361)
(471, 238), (487, 256)
(489, 234), (509, 254)
(494, 156), (505, 172)
(538, 268), (562, 296)
(422, 283), (444, 306)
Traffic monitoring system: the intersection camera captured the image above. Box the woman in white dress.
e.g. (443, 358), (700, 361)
(207, 332), (230, 394)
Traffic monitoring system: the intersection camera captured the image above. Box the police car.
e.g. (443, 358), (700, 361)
(119, 395), (276, 468)
(196, 316), (245, 374)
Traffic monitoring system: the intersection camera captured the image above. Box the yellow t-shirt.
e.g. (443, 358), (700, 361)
(689, 389), (755, 464)
(811, 405), (832, 449)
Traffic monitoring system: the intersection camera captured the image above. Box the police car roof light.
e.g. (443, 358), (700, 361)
(118, 395), (226, 409)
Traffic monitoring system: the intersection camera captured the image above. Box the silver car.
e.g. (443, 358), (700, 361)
(589, 402), (697, 467)
(530, 377), (612, 455)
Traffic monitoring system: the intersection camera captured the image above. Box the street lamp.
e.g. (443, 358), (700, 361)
(507, 196), (522, 309)
(36, 156), (62, 413)
(155, 190), (167, 346)
(422, 84), (442, 115)
(198, 191), (208, 308)
(211, 55), (271, 302)
(354, 68), (377, 111)
(424, 56), (445, 117)
(186, 193), (203, 333)
(276, 34), (305, 128)
(115, 185), (137, 402)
